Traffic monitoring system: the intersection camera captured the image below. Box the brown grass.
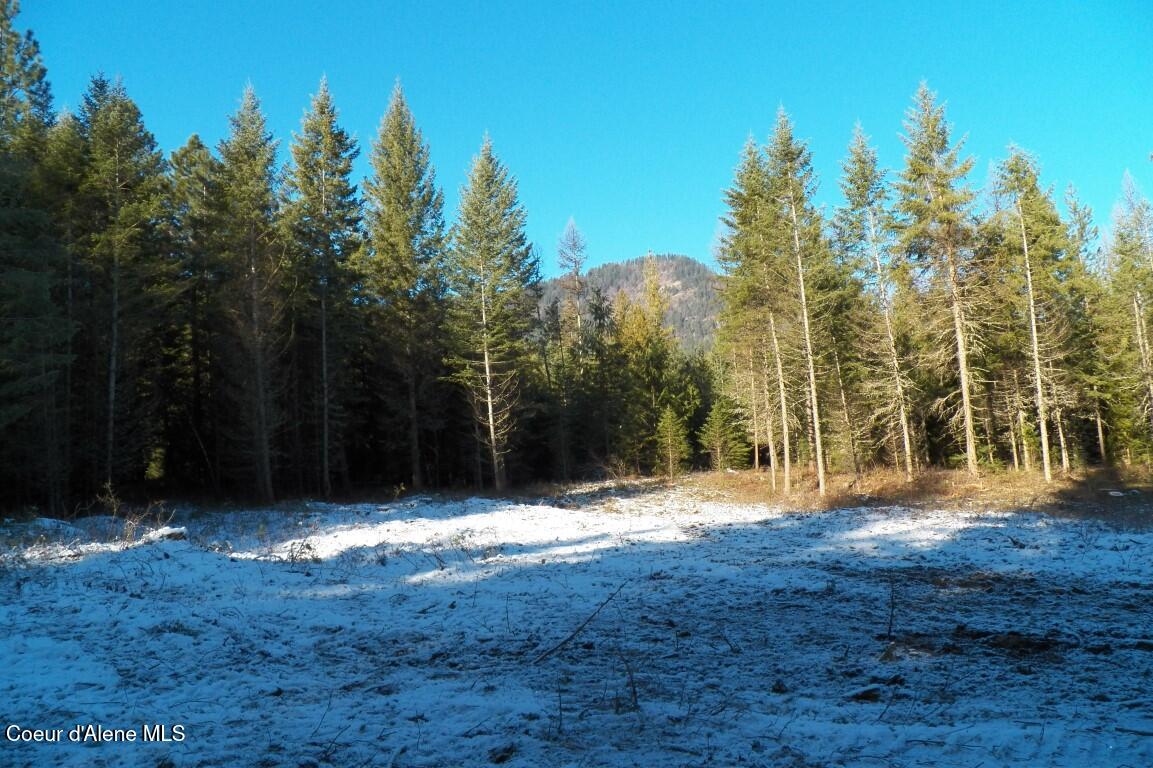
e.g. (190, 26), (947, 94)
(685, 465), (1153, 528)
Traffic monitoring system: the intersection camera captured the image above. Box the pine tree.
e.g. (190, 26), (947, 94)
(717, 137), (792, 492)
(283, 78), (360, 497)
(360, 82), (446, 491)
(894, 83), (980, 474)
(548, 218), (587, 479)
(215, 86), (282, 503)
(1107, 176), (1153, 452)
(0, 0), (70, 511)
(698, 397), (748, 470)
(77, 76), (169, 492)
(0, 0), (51, 156)
(836, 124), (915, 481)
(569, 284), (620, 471)
(1062, 187), (1112, 464)
(656, 406), (690, 477)
(446, 136), (539, 491)
(607, 255), (700, 473)
(164, 134), (224, 492)
(557, 218), (587, 329)
(767, 109), (830, 494)
(992, 149), (1069, 481)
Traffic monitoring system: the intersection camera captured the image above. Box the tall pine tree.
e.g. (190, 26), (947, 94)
(215, 86), (283, 503)
(360, 82), (446, 491)
(0, 0), (69, 511)
(835, 124), (915, 481)
(164, 134), (224, 493)
(77, 76), (169, 493)
(446, 137), (538, 491)
(894, 83), (980, 474)
(283, 77), (361, 497)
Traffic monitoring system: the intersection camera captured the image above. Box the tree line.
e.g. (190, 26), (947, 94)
(715, 94), (1150, 495)
(0, 2), (724, 512)
(2, 3), (1152, 512)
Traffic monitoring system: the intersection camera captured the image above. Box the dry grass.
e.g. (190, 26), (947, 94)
(686, 465), (1153, 528)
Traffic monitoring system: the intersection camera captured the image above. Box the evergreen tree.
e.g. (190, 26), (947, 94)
(1062, 188), (1113, 464)
(0, 0), (69, 511)
(0, 0), (51, 155)
(76, 76), (169, 492)
(655, 406), (690, 477)
(283, 78), (361, 497)
(1105, 176), (1153, 455)
(569, 284), (621, 472)
(608, 255), (701, 473)
(360, 82), (446, 490)
(163, 134), (224, 492)
(717, 136), (792, 492)
(446, 136), (539, 491)
(894, 82), (980, 474)
(835, 124), (915, 481)
(698, 397), (749, 470)
(990, 148), (1070, 480)
(215, 86), (283, 503)
(542, 218), (587, 480)
(767, 110), (834, 494)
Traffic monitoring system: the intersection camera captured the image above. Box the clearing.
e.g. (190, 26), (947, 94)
(2, 480), (1152, 767)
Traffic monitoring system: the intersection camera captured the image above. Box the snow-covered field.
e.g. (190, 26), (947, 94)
(2, 481), (1152, 767)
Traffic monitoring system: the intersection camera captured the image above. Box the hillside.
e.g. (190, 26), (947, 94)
(541, 254), (720, 350)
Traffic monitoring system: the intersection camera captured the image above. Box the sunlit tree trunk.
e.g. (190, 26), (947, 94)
(1017, 199), (1051, 482)
(787, 194), (825, 494)
(769, 312), (790, 493)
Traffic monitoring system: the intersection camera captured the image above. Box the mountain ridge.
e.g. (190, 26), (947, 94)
(540, 253), (720, 351)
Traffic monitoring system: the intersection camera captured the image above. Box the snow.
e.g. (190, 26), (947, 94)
(2, 481), (1152, 767)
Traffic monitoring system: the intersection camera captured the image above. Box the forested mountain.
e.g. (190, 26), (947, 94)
(3, 3), (1152, 513)
(540, 254), (719, 350)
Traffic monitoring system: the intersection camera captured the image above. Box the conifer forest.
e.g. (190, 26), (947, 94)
(3, 2), (1153, 515)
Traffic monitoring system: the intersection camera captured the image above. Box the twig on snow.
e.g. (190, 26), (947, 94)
(1114, 725), (1153, 737)
(460, 716), (492, 737)
(385, 744), (407, 768)
(532, 580), (628, 664)
(310, 691), (334, 737)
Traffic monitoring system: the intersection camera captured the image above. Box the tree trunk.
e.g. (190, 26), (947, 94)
(748, 360), (760, 471)
(946, 249), (979, 475)
(1093, 388), (1107, 464)
(769, 312), (790, 493)
(479, 287), (505, 491)
(788, 195), (825, 495)
(1055, 407), (1070, 474)
(761, 358), (778, 493)
(833, 345), (859, 480)
(250, 234), (275, 505)
(320, 288), (331, 497)
(1017, 199), (1051, 482)
(866, 211), (913, 481)
(1132, 292), (1153, 436)
(406, 365), (423, 490)
(105, 241), (120, 490)
(1009, 418), (1020, 471)
(1019, 369), (1037, 470)
(63, 232), (74, 510)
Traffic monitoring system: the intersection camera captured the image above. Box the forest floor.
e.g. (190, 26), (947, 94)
(2, 475), (1153, 767)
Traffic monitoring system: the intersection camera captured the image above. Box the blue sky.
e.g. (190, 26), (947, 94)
(22, 0), (1153, 277)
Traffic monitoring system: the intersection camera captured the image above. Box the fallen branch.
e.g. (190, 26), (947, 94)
(1114, 725), (1153, 737)
(532, 581), (628, 664)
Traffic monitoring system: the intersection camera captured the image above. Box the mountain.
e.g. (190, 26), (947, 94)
(541, 253), (719, 351)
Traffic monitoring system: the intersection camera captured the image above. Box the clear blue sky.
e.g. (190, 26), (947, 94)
(22, 0), (1153, 276)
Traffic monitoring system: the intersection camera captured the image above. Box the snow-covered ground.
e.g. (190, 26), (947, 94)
(2, 481), (1152, 767)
